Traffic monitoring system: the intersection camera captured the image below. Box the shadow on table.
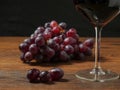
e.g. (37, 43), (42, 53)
(28, 56), (108, 67)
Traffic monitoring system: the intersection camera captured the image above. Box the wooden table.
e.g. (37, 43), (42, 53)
(0, 37), (120, 90)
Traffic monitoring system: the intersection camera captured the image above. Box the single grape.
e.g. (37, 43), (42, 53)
(63, 37), (77, 45)
(59, 22), (67, 29)
(50, 20), (58, 28)
(53, 36), (62, 44)
(66, 28), (77, 37)
(29, 44), (39, 55)
(24, 38), (31, 45)
(27, 68), (40, 83)
(49, 68), (64, 81)
(19, 43), (29, 53)
(20, 53), (25, 62)
(83, 38), (94, 49)
(24, 51), (33, 61)
(84, 47), (92, 56)
(59, 50), (70, 61)
(34, 26), (45, 35)
(79, 44), (88, 53)
(35, 36), (45, 47)
(39, 71), (52, 82)
(64, 45), (74, 54)
(30, 34), (36, 44)
(43, 31), (52, 40)
(44, 46), (55, 58)
(52, 26), (61, 35)
(79, 44), (92, 56)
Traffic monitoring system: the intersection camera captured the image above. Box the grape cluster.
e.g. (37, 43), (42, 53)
(27, 67), (64, 83)
(19, 20), (94, 64)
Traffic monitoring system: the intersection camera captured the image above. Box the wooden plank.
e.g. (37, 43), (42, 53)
(0, 37), (120, 90)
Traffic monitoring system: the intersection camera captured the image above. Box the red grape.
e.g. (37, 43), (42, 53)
(64, 45), (74, 54)
(30, 34), (37, 44)
(84, 47), (92, 56)
(53, 36), (62, 44)
(66, 28), (77, 37)
(39, 71), (52, 82)
(59, 50), (70, 61)
(29, 44), (38, 55)
(79, 44), (88, 53)
(19, 43), (29, 53)
(20, 53), (25, 62)
(35, 36), (45, 47)
(63, 37), (77, 45)
(52, 26), (61, 35)
(50, 20), (58, 28)
(34, 26), (45, 35)
(47, 39), (56, 47)
(44, 46), (55, 58)
(47, 39), (60, 52)
(83, 38), (94, 49)
(24, 51), (33, 61)
(27, 68), (40, 83)
(59, 22), (67, 29)
(43, 31), (52, 40)
(49, 68), (64, 81)
(24, 38), (31, 45)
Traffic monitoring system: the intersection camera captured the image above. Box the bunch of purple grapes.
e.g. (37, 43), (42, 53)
(19, 20), (94, 64)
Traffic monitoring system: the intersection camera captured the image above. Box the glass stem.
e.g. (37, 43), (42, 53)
(94, 26), (102, 70)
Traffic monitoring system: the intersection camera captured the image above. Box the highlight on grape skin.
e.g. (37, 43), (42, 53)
(19, 20), (94, 64)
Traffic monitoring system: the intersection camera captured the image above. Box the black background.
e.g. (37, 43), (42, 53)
(0, 0), (120, 37)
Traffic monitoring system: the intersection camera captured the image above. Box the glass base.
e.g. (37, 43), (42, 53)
(75, 68), (119, 82)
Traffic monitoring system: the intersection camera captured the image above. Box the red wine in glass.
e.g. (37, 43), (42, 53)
(73, 0), (120, 82)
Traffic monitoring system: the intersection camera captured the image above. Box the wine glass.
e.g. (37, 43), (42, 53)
(73, 0), (120, 82)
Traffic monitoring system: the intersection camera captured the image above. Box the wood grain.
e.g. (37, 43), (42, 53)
(0, 37), (120, 90)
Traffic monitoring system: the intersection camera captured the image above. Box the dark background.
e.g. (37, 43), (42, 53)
(0, 0), (120, 37)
